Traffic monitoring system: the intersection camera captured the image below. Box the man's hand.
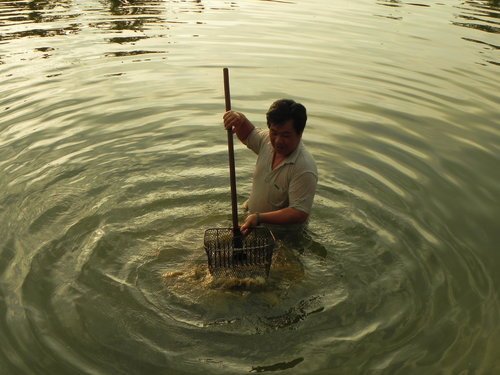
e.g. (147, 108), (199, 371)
(240, 213), (258, 236)
(223, 111), (246, 131)
(223, 111), (254, 143)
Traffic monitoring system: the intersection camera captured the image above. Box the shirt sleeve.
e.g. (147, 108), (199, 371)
(288, 171), (318, 214)
(246, 128), (268, 155)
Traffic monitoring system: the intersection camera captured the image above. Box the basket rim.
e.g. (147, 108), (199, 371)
(204, 226), (276, 240)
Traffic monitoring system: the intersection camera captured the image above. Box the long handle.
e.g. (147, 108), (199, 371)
(223, 68), (241, 239)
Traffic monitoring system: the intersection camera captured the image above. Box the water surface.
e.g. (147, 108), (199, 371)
(1, 0), (499, 374)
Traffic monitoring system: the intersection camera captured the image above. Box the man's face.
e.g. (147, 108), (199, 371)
(269, 120), (302, 157)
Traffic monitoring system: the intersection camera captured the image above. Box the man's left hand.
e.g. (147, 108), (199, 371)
(240, 213), (258, 236)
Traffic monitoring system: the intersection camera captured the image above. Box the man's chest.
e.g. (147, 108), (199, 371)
(254, 153), (292, 191)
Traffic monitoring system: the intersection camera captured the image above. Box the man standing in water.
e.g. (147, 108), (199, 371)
(223, 99), (318, 235)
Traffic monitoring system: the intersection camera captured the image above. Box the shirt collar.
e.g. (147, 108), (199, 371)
(283, 141), (303, 165)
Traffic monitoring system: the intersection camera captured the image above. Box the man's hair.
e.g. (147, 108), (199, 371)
(266, 99), (307, 134)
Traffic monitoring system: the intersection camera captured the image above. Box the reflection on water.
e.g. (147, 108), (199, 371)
(0, 0), (79, 41)
(454, 0), (500, 33)
(377, 0), (429, 7)
(454, 0), (500, 65)
(97, 0), (167, 32)
(0, 0), (218, 42)
(250, 357), (304, 373)
(374, 0), (499, 65)
(1, 0), (498, 65)
(0, 0), (244, 64)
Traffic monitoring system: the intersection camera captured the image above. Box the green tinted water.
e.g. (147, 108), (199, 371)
(0, 0), (499, 374)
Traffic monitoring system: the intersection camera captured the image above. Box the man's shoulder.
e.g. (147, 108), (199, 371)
(247, 128), (270, 154)
(295, 143), (317, 175)
(254, 128), (270, 140)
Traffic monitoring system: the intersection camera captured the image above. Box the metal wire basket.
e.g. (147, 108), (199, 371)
(204, 227), (276, 278)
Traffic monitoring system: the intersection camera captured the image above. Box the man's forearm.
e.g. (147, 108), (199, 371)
(236, 119), (254, 144)
(259, 207), (308, 225)
(240, 206), (309, 235)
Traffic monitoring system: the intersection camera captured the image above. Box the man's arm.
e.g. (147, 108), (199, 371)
(240, 208), (308, 235)
(240, 171), (317, 235)
(223, 111), (255, 144)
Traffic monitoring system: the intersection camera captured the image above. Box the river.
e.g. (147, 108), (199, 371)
(0, 0), (499, 374)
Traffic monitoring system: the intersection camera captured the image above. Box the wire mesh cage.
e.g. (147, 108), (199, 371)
(204, 227), (276, 278)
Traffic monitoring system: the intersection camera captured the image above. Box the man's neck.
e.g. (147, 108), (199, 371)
(272, 152), (288, 170)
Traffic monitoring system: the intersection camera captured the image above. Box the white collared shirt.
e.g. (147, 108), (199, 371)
(245, 128), (318, 215)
